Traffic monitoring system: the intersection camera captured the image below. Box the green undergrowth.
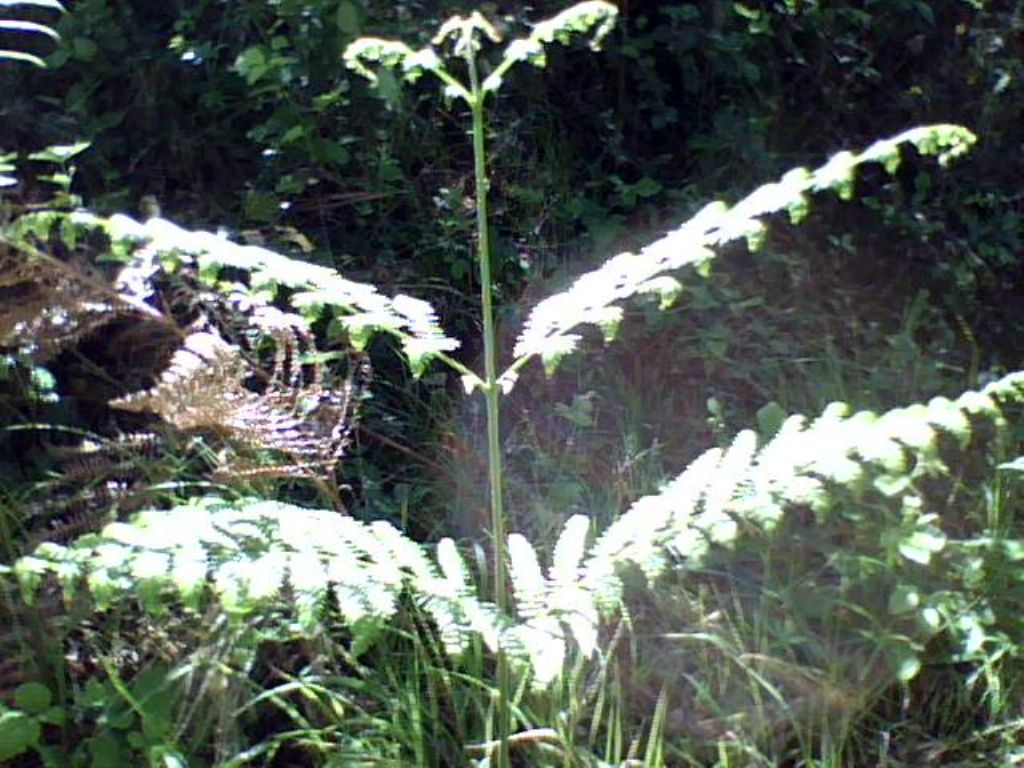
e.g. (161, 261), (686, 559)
(2, 0), (1024, 764)
(9, 369), (1024, 764)
(2, 69), (1021, 763)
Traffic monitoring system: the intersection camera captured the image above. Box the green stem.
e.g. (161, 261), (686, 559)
(499, 351), (539, 389)
(469, 80), (506, 620)
(431, 350), (483, 391)
(467, 52), (512, 768)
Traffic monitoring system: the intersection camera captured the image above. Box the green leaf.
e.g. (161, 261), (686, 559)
(756, 401), (787, 440)
(27, 141), (89, 163)
(14, 682), (52, 714)
(898, 528), (946, 565)
(39, 705), (66, 726)
(887, 585), (920, 615)
(233, 46), (268, 85)
(244, 191), (280, 223)
(873, 473), (912, 497)
(315, 139), (350, 167)
(89, 732), (125, 765)
(71, 36), (98, 62)
(633, 176), (661, 198)
(336, 0), (361, 36)
(554, 392), (596, 427)
(0, 710), (41, 760)
(14, 557), (46, 604)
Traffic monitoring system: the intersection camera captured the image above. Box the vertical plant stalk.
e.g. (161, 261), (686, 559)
(343, 12), (621, 764)
(466, 51), (512, 768)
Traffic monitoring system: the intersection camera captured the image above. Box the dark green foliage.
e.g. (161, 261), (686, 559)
(2, 1), (1024, 764)
(6, 2), (1018, 294)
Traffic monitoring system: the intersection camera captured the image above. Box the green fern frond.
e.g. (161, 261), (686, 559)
(508, 532), (547, 620)
(344, 1), (618, 100)
(10, 371), (1024, 688)
(513, 125), (976, 372)
(13, 496), (519, 662)
(487, 1), (617, 86)
(582, 371), (1024, 602)
(98, 213), (459, 372)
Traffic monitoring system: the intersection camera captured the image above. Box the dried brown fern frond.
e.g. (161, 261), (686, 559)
(110, 329), (362, 479)
(0, 229), (169, 361)
(112, 332), (249, 432)
(19, 432), (179, 549)
(3, 209), (367, 541)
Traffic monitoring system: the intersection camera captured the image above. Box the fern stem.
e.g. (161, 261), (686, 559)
(467, 52), (512, 768)
(469, 75), (507, 627)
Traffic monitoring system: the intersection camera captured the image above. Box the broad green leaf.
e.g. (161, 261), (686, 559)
(898, 528), (946, 565)
(0, 710), (40, 760)
(14, 682), (51, 714)
(336, 0), (360, 36)
(888, 585), (920, 615)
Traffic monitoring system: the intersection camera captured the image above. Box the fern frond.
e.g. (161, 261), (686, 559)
(430, 537), (504, 653)
(513, 125), (976, 372)
(546, 514), (598, 658)
(100, 214), (459, 373)
(11, 370), (1023, 687)
(108, 329), (356, 476)
(0, 229), (158, 360)
(2, 210), (374, 543)
(111, 332), (245, 431)
(583, 371), (1024, 600)
(13, 496), (512, 661)
(18, 432), (168, 549)
(508, 533), (547, 620)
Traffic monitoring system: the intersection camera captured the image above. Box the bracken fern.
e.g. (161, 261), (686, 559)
(2, 121), (1008, 721)
(12, 372), (1023, 688)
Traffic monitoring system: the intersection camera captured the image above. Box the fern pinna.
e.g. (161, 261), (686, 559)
(7, 124), (1020, 690)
